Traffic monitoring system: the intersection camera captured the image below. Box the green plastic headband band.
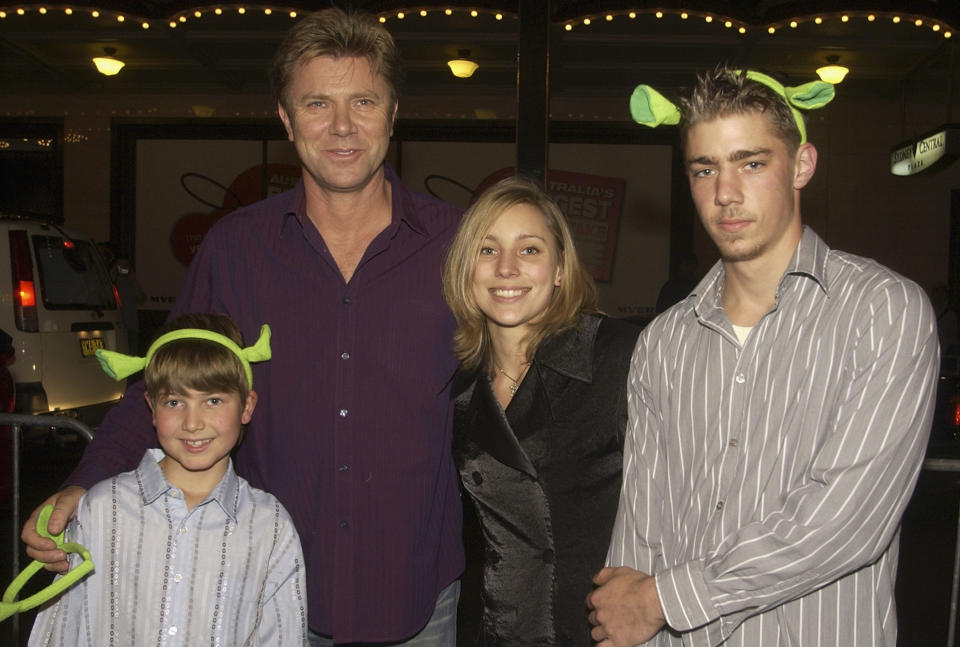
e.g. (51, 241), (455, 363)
(0, 504), (94, 623)
(95, 324), (272, 388)
(629, 69), (835, 144)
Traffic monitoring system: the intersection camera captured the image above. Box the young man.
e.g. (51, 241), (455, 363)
(24, 9), (463, 646)
(29, 313), (307, 646)
(587, 67), (939, 646)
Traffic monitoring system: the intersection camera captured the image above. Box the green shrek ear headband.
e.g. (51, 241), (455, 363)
(95, 324), (272, 388)
(629, 69), (835, 144)
(0, 504), (94, 622)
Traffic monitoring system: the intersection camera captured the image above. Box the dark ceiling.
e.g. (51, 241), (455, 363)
(1, 1), (958, 106)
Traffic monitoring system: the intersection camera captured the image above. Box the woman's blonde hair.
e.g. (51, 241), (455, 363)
(442, 176), (598, 373)
(144, 313), (250, 406)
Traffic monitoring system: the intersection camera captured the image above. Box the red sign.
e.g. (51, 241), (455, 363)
(474, 167), (626, 282)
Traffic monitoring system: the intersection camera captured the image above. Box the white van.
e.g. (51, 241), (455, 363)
(0, 214), (126, 425)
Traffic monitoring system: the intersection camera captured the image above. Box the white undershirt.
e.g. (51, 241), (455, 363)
(732, 324), (752, 345)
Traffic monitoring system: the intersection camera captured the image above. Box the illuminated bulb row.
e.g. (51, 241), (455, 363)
(764, 13), (950, 37)
(0, 5), (303, 27)
(557, 9), (952, 38)
(169, 7), (299, 26)
(0, 5), (952, 39)
(379, 8), (503, 22)
(565, 10), (746, 33)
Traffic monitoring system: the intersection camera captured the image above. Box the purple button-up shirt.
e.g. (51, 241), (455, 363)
(68, 166), (465, 643)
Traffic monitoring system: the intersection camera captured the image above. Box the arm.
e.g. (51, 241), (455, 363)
(27, 496), (92, 643)
(588, 333), (667, 644)
(657, 280), (939, 638)
(257, 506), (309, 646)
(23, 381), (152, 569)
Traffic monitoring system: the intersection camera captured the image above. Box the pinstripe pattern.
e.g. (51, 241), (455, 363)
(607, 228), (938, 646)
(29, 449), (308, 647)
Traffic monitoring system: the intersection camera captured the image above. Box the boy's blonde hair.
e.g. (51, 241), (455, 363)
(144, 313), (250, 405)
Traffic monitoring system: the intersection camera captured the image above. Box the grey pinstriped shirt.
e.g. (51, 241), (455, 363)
(608, 227), (938, 646)
(29, 449), (308, 647)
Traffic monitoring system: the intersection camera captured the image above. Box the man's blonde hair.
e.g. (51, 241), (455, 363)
(679, 66), (802, 154)
(269, 7), (403, 112)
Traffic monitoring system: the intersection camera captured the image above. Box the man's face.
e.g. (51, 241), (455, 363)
(685, 111), (814, 266)
(278, 55), (397, 196)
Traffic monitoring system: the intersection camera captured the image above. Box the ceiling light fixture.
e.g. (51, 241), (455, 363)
(447, 49), (478, 78)
(817, 55), (849, 84)
(92, 46), (124, 76)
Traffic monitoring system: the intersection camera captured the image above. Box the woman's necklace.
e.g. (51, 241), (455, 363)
(495, 363), (529, 396)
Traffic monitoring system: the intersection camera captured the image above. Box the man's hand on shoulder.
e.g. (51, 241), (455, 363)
(21, 486), (86, 572)
(587, 566), (665, 647)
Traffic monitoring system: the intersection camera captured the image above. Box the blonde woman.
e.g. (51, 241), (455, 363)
(443, 176), (640, 646)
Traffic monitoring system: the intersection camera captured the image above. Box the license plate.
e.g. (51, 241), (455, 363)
(79, 337), (104, 357)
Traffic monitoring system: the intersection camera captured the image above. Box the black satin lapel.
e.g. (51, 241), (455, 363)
(468, 379), (539, 479)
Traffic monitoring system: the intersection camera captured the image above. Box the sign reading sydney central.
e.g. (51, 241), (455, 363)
(890, 127), (958, 176)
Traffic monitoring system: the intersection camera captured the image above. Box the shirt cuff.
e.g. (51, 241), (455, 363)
(655, 559), (719, 632)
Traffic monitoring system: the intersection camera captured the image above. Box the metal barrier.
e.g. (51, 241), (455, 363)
(923, 457), (960, 647)
(1, 414), (92, 647)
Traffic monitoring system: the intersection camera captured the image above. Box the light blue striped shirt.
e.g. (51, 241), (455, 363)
(29, 449), (308, 647)
(608, 227), (939, 646)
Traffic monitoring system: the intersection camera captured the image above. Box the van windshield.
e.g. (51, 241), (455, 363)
(32, 235), (116, 310)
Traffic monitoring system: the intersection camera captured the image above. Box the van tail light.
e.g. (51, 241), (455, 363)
(112, 283), (122, 308)
(18, 281), (36, 307)
(952, 394), (960, 429)
(9, 230), (38, 332)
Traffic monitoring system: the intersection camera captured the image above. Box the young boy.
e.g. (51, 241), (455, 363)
(29, 313), (307, 646)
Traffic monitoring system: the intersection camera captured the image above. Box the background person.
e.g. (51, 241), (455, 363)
(442, 176), (640, 645)
(29, 313), (307, 647)
(587, 67), (939, 646)
(23, 9), (463, 646)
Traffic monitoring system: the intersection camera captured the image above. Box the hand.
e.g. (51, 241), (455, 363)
(21, 486), (86, 572)
(587, 566), (665, 646)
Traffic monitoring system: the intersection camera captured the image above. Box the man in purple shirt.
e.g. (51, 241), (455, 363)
(23, 9), (464, 645)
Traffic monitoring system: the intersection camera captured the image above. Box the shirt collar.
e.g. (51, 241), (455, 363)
(279, 164), (429, 238)
(136, 448), (241, 521)
(782, 225), (829, 293)
(535, 314), (601, 383)
(692, 225), (830, 317)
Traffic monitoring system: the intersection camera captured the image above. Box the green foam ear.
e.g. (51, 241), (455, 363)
(630, 85), (681, 128)
(0, 504), (94, 622)
(784, 80), (835, 110)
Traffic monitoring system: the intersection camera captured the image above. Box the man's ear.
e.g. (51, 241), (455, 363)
(278, 102), (294, 142)
(241, 390), (259, 425)
(793, 142), (818, 190)
(389, 100), (398, 137)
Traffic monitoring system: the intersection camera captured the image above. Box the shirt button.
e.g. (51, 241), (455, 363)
(178, 526), (187, 534)
(728, 438), (739, 447)
(342, 296), (351, 304)
(735, 373), (746, 384)
(341, 352), (350, 360)
(168, 627), (178, 636)
(339, 408), (348, 417)
(338, 464), (349, 472)
(173, 573), (182, 583)
(716, 501), (724, 510)
(339, 520), (349, 528)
